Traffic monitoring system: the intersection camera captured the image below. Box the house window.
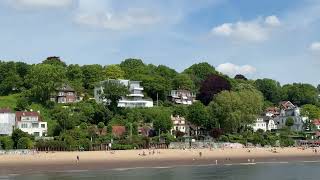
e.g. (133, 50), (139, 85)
(21, 123), (28, 128)
(68, 92), (73, 96)
(32, 123), (39, 128)
(34, 132), (40, 137)
(59, 92), (65, 96)
(41, 124), (46, 128)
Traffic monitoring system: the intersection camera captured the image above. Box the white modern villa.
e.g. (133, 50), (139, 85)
(94, 79), (154, 108)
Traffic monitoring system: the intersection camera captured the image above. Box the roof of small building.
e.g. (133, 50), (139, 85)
(279, 101), (295, 110)
(313, 119), (320, 125)
(0, 108), (12, 113)
(112, 126), (126, 136)
(16, 111), (41, 121)
(57, 84), (75, 92)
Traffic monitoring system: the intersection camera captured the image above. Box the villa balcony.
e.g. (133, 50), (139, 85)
(127, 93), (144, 97)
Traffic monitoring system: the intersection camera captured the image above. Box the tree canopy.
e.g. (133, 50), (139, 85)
(197, 74), (231, 105)
(183, 62), (217, 89)
(208, 89), (264, 133)
(254, 78), (283, 104)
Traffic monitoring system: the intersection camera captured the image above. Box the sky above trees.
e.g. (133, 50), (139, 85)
(0, 0), (319, 85)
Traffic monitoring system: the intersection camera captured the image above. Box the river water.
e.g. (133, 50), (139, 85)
(2, 161), (320, 180)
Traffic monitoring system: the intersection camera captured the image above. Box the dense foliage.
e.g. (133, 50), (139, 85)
(0, 57), (319, 150)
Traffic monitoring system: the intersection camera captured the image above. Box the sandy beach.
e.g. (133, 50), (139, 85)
(1, 147), (320, 174)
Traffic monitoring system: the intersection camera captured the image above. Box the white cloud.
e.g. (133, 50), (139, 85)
(74, 8), (161, 30)
(211, 15), (281, 42)
(216, 63), (256, 76)
(11, 0), (74, 8)
(310, 42), (320, 51)
(73, 0), (221, 31)
(265, 15), (281, 26)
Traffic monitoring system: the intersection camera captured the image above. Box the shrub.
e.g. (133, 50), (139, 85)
(17, 137), (33, 149)
(0, 136), (14, 150)
(111, 144), (137, 150)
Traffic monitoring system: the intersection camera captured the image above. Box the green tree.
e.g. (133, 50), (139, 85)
(285, 117), (294, 127)
(42, 56), (67, 67)
(0, 62), (23, 95)
(152, 109), (173, 133)
(51, 106), (75, 131)
(282, 83), (318, 106)
(81, 64), (104, 90)
(173, 105), (188, 117)
(11, 129), (31, 148)
(100, 80), (129, 111)
(208, 90), (264, 133)
(187, 101), (209, 133)
(25, 64), (66, 103)
(97, 122), (105, 135)
(301, 104), (320, 120)
(104, 64), (125, 79)
(17, 137), (33, 149)
(183, 62), (217, 89)
(173, 73), (194, 90)
(15, 96), (30, 111)
(254, 78), (283, 104)
(66, 64), (84, 93)
(0, 136), (14, 150)
(120, 59), (148, 79)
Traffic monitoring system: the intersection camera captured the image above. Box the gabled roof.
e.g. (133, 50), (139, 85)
(279, 101), (295, 110)
(0, 108), (12, 113)
(57, 84), (75, 92)
(266, 107), (280, 113)
(16, 111), (41, 121)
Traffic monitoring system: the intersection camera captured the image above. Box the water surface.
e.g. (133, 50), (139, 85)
(3, 162), (320, 180)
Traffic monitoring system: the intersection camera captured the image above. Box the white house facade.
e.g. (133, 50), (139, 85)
(16, 112), (47, 137)
(168, 90), (196, 105)
(251, 118), (267, 132)
(94, 79), (153, 108)
(170, 115), (188, 136)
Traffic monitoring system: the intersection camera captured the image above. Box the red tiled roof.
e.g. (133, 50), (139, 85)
(112, 126), (126, 137)
(0, 108), (12, 113)
(15, 111), (41, 121)
(279, 101), (295, 109)
(313, 119), (320, 125)
(266, 107), (280, 112)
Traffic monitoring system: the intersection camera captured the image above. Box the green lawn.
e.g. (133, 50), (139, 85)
(0, 93), (20, 110)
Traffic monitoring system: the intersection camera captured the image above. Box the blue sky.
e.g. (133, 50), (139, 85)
(0, 0), (320, 85)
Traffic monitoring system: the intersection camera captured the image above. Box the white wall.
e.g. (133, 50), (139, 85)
(17, 121), (47, 137)
(0, 113), (16, 135)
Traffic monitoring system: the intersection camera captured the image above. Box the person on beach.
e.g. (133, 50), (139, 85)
(199, 152), (202, 158)
(76, 155), (79, 164)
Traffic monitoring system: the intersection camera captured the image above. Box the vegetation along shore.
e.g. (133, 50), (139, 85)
(1, 57), (320, 159)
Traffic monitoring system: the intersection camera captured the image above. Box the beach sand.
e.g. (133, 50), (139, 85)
(0, 148), (319, 174)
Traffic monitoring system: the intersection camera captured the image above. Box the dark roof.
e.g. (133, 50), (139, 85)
(0, 108), (12, 113)
(57, 84), (75, 92)
(16, 111), (41, 121)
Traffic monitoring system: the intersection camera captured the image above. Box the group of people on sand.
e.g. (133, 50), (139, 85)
(139, 149), (161, 156)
